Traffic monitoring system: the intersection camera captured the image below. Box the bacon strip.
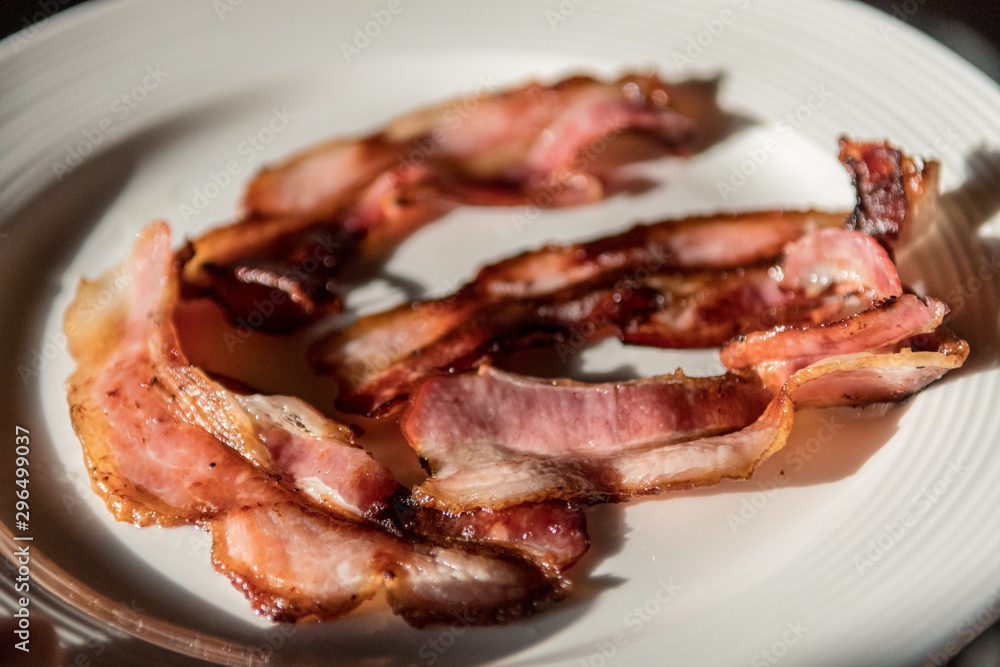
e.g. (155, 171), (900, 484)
(312, 210), (845, 416)
(65, 223), (571, 624)
(396, 499), (589, 572)
(623, 226), (903, 348)
(720, 294), (949, 391)
(312, 139), (938, 413)
(313, 281), (662, 416)
(779, 327), (967, 409)
(619, 262), (838, 348)
(472, 209), (847, 299)
(232, 397), (590, 569)
(401, 332), (967, 512)
(179, 74), (720, 331)
(839, 137), (939, 250)
(399, 222), (967, 513)
(400, 366), (781, 511)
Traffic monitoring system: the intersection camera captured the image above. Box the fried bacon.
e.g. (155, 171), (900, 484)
(311, 139), (939, 415)
(233, 394), (590, 569)
(401, 367), (774, 510)
(622, 222), (903, 349)
(396, 499), (589, 572)
(312, 210), (846, 416)
(401, 366), (795, 512)
(840, 137), (939, 250)
(314, 280), (662, 416)
(65, 223), (574, 624)
(401, 330), (967, 512)
(398, 209), (966, 512)
(64, 113), (964, 632)
(720, 294), (949, 391)
(469, 209), (847, 299)
(179, 74), (721, 331)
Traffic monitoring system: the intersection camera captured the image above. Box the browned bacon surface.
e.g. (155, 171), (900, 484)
(311, 139), (940, 415)
(397, 499), (589, 572)
(398, 205), (966, 512)
(233, 395), (590, 569)
(780, 327), (967, 409)
(65, 223), (572, 624)
(839, 137), (939, 250)
(400, 366), (786, 511)
(313, 280), (662, 416)
(469, 209), (847, 299)
(624, 226), (906, 349)
(312, 210), (845, 416)
(401, 334), (967, 512)
(720, 294), (949, 391)
(401, 367), (774, 510)
(179, 74), (720, 331)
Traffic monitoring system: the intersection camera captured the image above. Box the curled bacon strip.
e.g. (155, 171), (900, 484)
(226, 392), (590, 570)
(399, 216), (968, 512)
(313, 280), (662, 416)
(626, 226), (907, 351)
(401, 327), (967, 512)
(402, 367), (775, 510)
(312, 139), (939, 415)
(179, 74), (721, 331)
(65, 223), (574, 624)
(839, 137), (939, 250)
(312, 209), (845, 416)
(720, 294), (949, 391)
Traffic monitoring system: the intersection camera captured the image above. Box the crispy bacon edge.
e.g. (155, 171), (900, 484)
(401, 325), (967, 512)
(64, 222), (575, 625)
(177, 73), (722, 332)
(310, 138), (941, 416)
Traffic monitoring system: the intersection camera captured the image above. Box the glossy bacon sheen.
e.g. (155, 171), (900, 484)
(402, 367), (775, 510)
(716, 222), (952, 391)
(312, 209), (845, 415)
(778, 227), (902, 302)
(211, 502), (568, 626)
(402, 326), (967, 512)
(626, 226), (906, 349)
(620, 263), (843, 348)
(839, 137), (939, 251)
(720, 294), (949, 391)
(783, 327), (967, 408)
(244, 408), (590, 569)
(314, 281), (662, 416)
(473, 209), (847, 299)
(398, 499), (589, 572)
(65, 223), (570, 624)
(625, 136), (941, 347)
(180, 73), (719, 330)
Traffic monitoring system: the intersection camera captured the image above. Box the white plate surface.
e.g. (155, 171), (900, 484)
(2, 0), (1000, 665)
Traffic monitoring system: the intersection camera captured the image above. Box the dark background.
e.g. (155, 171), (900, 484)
(1, 1), (999, 666)
(2, 0), (1000, 82)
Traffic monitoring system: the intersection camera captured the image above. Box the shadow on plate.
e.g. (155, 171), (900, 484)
(898, 149), (1000, 375)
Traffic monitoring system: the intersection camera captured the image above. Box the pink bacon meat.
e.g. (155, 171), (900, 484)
(401, 320), (966, 512)
(179, 73), (721, 331)
(402, 367), (774, 511)
(311, 139), (940, 416)
(65, 222), (576, 624)
(311, 209), (846, 417)
(398, 219), (967, 511)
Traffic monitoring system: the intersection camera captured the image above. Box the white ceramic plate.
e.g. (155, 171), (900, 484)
(3, 0), (1000, 664)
